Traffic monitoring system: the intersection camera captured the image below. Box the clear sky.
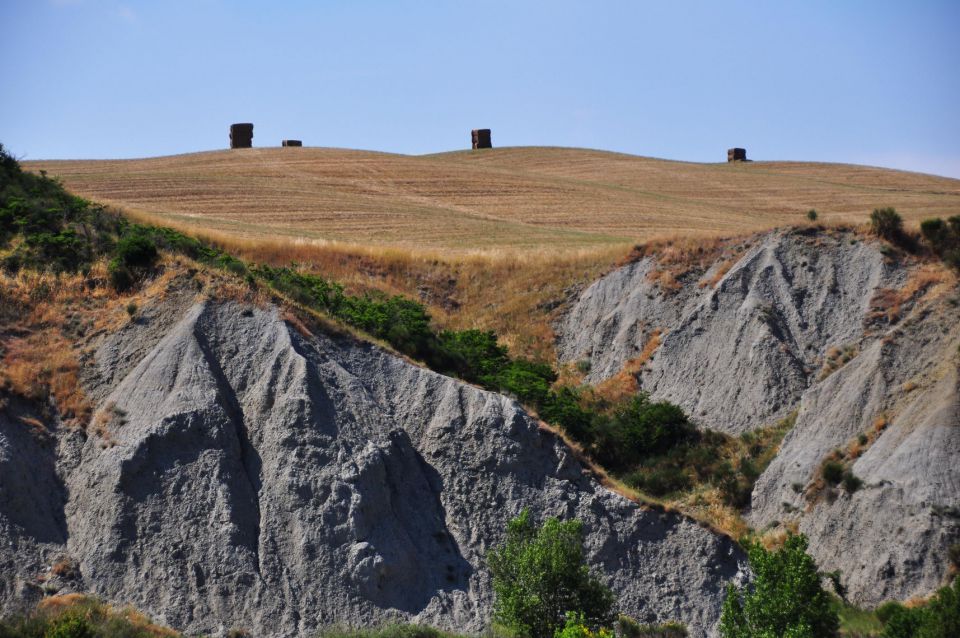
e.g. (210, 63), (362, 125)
(2, 1), (958, 177)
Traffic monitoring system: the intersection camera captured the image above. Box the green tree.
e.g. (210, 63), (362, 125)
(720, 534), (838, 638)
(487, 510), (615, 638)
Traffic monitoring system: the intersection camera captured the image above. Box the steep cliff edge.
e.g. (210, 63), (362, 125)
(0, 296), (743, 637)
(557, 227), (960, 606)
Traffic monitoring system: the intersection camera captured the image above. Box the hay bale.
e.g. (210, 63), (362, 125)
(727, 147), (747, 162)
(471, 129), (492, 150)
(230, 123), (254, 149)
(282, 140), (303, 147)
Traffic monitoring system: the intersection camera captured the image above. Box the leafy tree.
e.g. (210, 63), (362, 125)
(720, 534), (838, 638)
(487, 510), (615, 638)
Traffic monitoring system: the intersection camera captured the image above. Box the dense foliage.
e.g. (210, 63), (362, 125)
(487, 510), (615, 638)
(919, 215), (960, 268)
(0, 144), (121, 274)
(879, 576), (960, 638)
(720, 534), (839, 638)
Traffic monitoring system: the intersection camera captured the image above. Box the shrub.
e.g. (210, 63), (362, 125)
(555, 613), (613, 638)
(920, 218), (950, 251)
(112, 231), (158, 271)
(870, 207), (903, 242)
(490, 359), (556, 406)
(879, 577), (960, 637)
(438, 329), (509, 382)
(807, 209), (818, 221)
(44, 616), (95, 638)
(487, 510), (615, 638)
(842, 470), (863, 493)
(591, 394), (696, 472)
(617, 615), (687, 638)
(540, 387), (594, 445)
(109, 231), (159, 290)
(822, 461), (844, 486)
(628, 465), (691, 497)
(720, 534), (839, 637)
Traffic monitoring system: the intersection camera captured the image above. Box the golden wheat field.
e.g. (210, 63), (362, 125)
(25, 146), (960, 253)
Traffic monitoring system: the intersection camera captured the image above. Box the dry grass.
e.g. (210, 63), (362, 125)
(26, 147), (960, 358)
(868, 263), (956, 325)
(535, 419), (748, 540)
(37, 594), (180, 637)
(670, 485), (751, 540)
(759, 520), (801, 551)
(818, 344), (859, 380)
(0, 254), (263, 431)
(95, 208), (625, 359)
(0, 267), (116, 426)
(25, 146), (960, 252)
(591, 329), (664, 404)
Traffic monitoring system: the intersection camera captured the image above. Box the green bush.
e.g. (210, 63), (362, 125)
(617, 615), (687, 638)
(540, 387), (594, 444)
(871, 207), (903, 242)
(919, 216), (960, 270)
(490, 359), (557, 406)
(108, 230), (160, 290)
(591, 393), (696, 472)
(807, 209), (818, 222)
(822, 461), (844, 486)
(841, 470), (863, 493)
(713, 460), (753, 508)
(438, 328), (509, 382)
(920, 218), (950, 251)
(487, 510), (615, 638)
(44, 616), (95, 638)
(720, 534), (839, 637)
(628, 465), (691, 497)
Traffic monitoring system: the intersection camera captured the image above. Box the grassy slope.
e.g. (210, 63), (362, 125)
(25, 146), (960, 252)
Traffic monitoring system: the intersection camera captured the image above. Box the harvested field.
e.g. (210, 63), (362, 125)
(25, 146), (960, 253)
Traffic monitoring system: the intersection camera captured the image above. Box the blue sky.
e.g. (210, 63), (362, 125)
(2, 1), (958, 177)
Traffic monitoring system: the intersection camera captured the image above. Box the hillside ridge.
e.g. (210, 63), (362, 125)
(26, 146), (960, 251)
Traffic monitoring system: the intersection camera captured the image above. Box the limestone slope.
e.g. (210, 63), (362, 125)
(0, 298), (743, 637)
(557, 227), (960, 605)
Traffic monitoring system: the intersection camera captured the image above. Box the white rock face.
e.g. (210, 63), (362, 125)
(558, 230), (898, 434)
(0, 300), (744, 637)
(557, 228), (960, 606)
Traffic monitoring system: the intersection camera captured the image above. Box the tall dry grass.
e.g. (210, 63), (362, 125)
(123, 206), (629, 359)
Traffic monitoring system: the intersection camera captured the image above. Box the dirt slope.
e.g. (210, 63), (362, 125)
(0, 288), (744, 637)
(25, 147), (960, 251)
(557, 228), (960, 605)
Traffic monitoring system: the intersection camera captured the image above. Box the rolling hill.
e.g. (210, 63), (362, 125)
(25, 147), (960, 252)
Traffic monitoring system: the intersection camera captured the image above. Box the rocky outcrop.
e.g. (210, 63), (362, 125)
(750, 299), (960, 606)
(557, 228), (960, 606)
(0, 300), (744, 637)
(558, 230), (901, 435)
